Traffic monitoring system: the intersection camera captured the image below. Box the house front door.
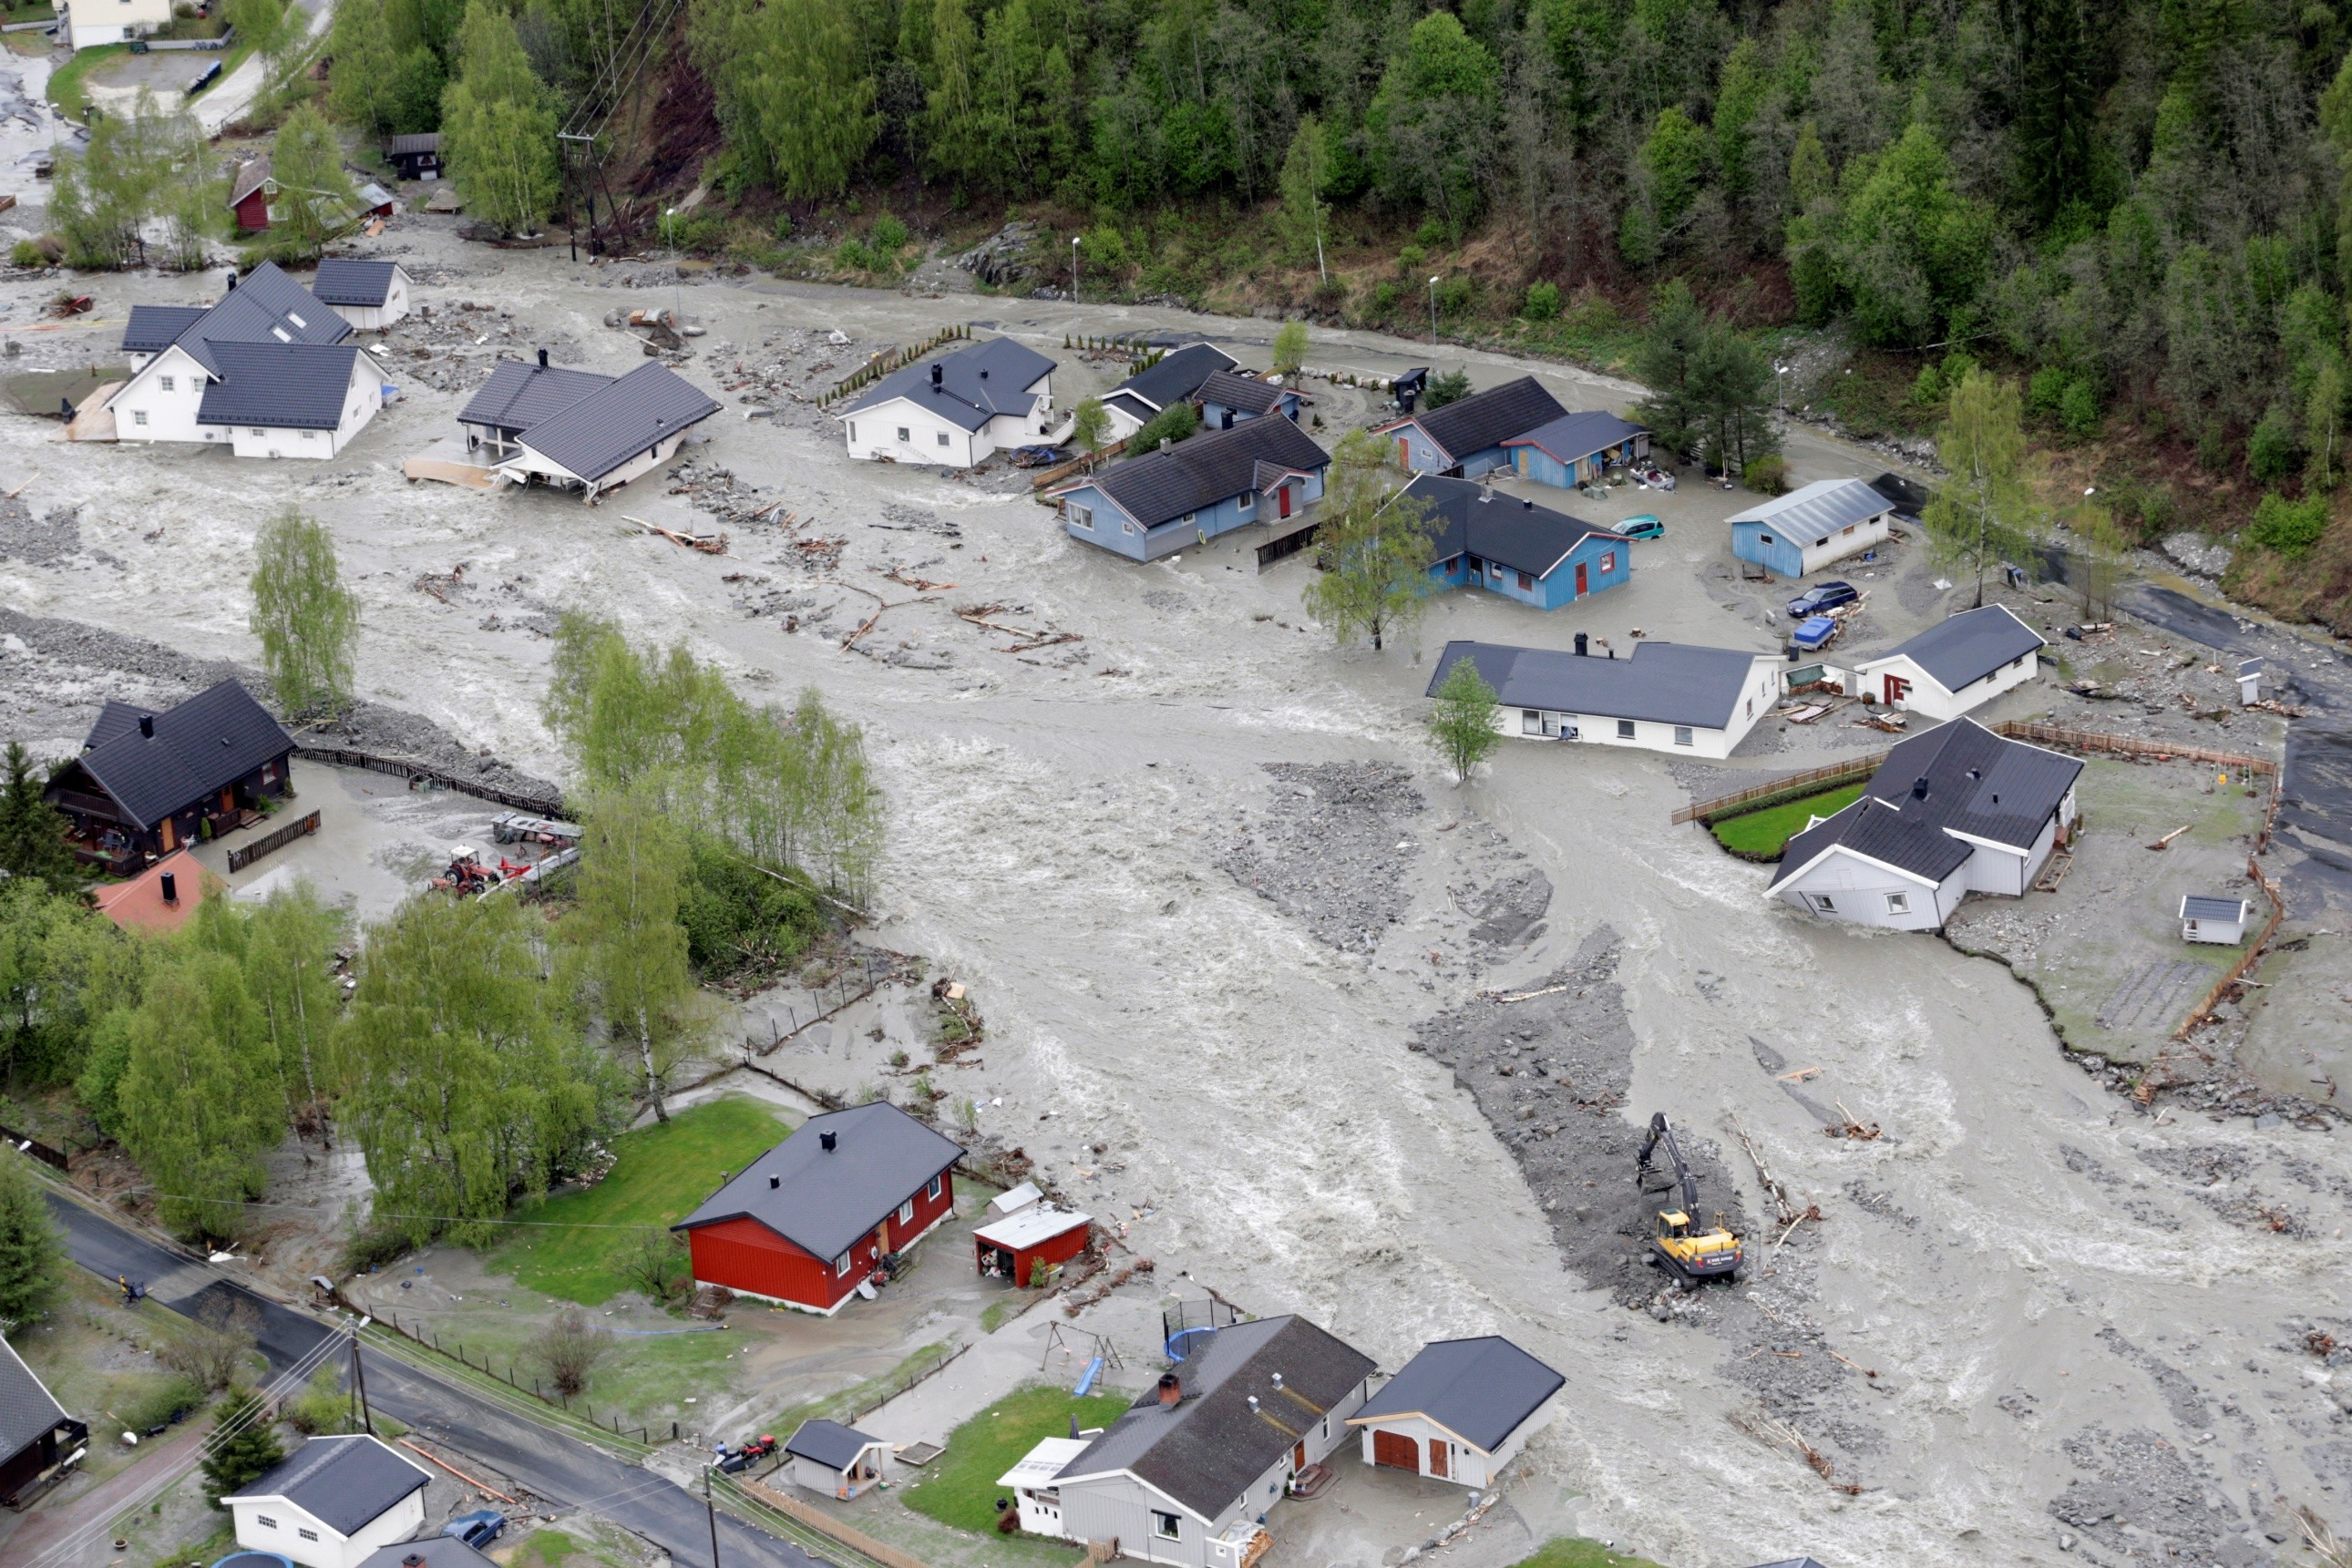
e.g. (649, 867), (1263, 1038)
(1575, 561), (1588, 597)
(159, 818), (176, 852)
(1371, 1430), (1418, 1471)
(221, 788), (234, 813)
(1278, 485), (1291, 519)
(1292, 1441), (1306, 1471)
(1397, 437), (1411, 469)
(1429, 1442), (1448, 1480)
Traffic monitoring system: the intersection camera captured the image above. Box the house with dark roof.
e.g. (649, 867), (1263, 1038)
(1729, 477), (1895, 579)
(1372, 376), (1566, 478)
(1013, 1316), (1376, 1568)
(783, 1419), (892, 1499)
(1832, 605), (2046, 720)
(1099, 343), (1240, 441)
(1345, 1337), (1563, 1489)
(1767, 719), (2083, 930)
(487, 360), (722, 499)
(356, 1542), (495, 1568)
(673, 1102), (963, 1314)
(0, 1336), (87, 1508)
(1428, 639), (1783, 759)
(457, 352), (615, 458)
(1051, 417), (1330, 562)
(838, 337), (1065, 467)
(1404, 475), (1631, 610)
(46, 680), (297, 866)
(1500, 410), (1649, 490)
(385, 133), (443, 180)
(229, 156), (277, 231)
(222, 1434), (433, 1568)
(311, 260), (414, 331)
(108, 264), (391, 458)
(1197, 369), (1303, 431)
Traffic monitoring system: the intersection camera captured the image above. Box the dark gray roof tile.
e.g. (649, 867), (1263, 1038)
(673, 1102), (962, 1263)
(1110, 343), (1238, 413)
(1860, 605), (2044, 692)
(0, 1337), (70, 1460)
(56, 679), (294, 830)
(1084, 417), (1329, 529)
(1392, 377), (1566, 463)
(785, 1419), (880, 1469)
(1352, 1337), (1562, 1452)
(1404, 474), (1625, 580)
(311, 260), (403, 308)
(222, 1435), (430, 1535)
(459, 360), (613, 436)
(196, 342), (365, 430)
(1501, 410), (1647, 462)
(512, 361), (720, 482)
(1196, 369), (1287, 415)
(1426, 640), (1770, 731)
(840, 338), (1057, 430)
(123, 305), (207, 354)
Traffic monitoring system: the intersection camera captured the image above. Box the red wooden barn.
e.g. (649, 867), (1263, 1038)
(973, 1204), (1090, 1287)
(673, 1102), (963, 1315)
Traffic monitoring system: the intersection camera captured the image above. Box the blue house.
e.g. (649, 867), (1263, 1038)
(1728, 477), (1895, 579)
(1403, 474), (1630, 610)
(1053, 415), (1330, 561)
(1099, 343), (1239, 442)
(1373, 376), (1566, 477)
(1502, 410), (1649, 489)
(1197, 368), (1304, 429)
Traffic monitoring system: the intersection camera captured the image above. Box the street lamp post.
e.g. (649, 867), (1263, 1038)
(1071, 235), (1081, 301)
(1429, 277), (1441, 345)
(1773, 363), (1787, 411)
(665, 206), (683, 329)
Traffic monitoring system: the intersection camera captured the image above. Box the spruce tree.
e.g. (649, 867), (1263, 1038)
(0, 1152), (63, 1330)
(0, 743), (77, 896)
(200, 1397), (286, 1503)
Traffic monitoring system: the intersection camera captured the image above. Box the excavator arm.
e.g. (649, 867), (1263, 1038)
(1634, 1112), (1702, 1215)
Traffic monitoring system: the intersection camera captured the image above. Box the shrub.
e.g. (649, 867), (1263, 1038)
(283, 1364), (357, 1435)
(1397, 244), (1425, 272)
(1371, 280), (1400, 315)
(529, 1307), (613, 1398)
(2027, 365), (2070, 418)
(2248, 407), (2299, 483)
(680, 839), (824, 978)
(342, 1225), (414, 1274)
(1083, 222), (1128, 272)
(1131, 399), (1198, 452)
(117, 1373), (204, 1435)
(835, 238), (875, 272)
(1907, 364), (1946, 408)
(1413, 216), (1446, 248)
(1434, 274), (1474, 317)
(773, 212), (793, 241)
(2248, 491), (2329, 559)
(1423, 369), (1473, 409)
(1743, 455), (1789, 495)
(2059, 377), (2102, 437)
(871, 213), (909, 252)
(1523, 281), (1561, 321)
(161, 1306), (259, 1392)
(10, 238), (49, 268)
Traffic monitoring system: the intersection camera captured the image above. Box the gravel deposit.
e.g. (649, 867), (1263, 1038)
(1219, 761), (1423, 951)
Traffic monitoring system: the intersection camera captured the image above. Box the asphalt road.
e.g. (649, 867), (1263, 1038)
(46, 1193), (824, 1568)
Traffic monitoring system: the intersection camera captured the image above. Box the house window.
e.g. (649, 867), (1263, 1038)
(1068, 504), (1094, 531)
(288, 312), (307, 329)
(1522, 709), (1544, 735)
(1599, 552), (1615, 572)
(847, 423), (858, 443)
(1616, 720), (1636, 739)
(251, 428), (265, 436)
(1182, 511), (1197, 526)
(1123, 521), (1136, 536)
(1152, 1512), (1181, 1541)
(898, 1198), (915, 1225)
(1811, 895), (1837, 913)
(1745, 698), (1753, 718)
(1238, 491), (1255, 514)
(297, 1530), (320, 1543)
(1674, 726), (1694, 746)
(1843, 524), (1855, 535)
(271, 327), (292, 343)
(937, 432), (950, 446)
(834, 1250), (853, 1276)
(159, 375), (174, 392)
(1760, 534), (1774, 546)
(897, 427), (911, 443)
(257, 1517), (279, 1531)
(1885, 892), (1910, 914)
(132, 410), (148, 426)
(1516, 571), (1533, 590)
(926, 1173), (943, 1200)
(303, 430), (317, 439)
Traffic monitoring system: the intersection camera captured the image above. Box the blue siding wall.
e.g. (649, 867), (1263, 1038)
(1731, 521), (1805, 579)
(1458, 444), (1511, 478)
(1429, 534), (1630, 610)
(1201, 391), (1303, 429)
(1059, 482), (1147, 560)
(1062, 469), (1327, 562)
(1508, 437), (1648, 491)
(1389, 423), (1449, 473)
(1512, 446), (1575, 488)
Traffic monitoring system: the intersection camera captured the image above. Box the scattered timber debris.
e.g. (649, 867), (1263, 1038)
(1825, 1099), (1883, 1140)
(622, 515), (728, 554)
(954, 602), (1082, 653)
(414, 565), (467, 603)
(2147, 825), (2190, 851)
(1730, 1410), (1864, 1494)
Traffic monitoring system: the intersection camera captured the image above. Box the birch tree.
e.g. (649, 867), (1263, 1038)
(1301, 428), (1441, 653)
(1923, 368), (2039, 606)
(567, 785), (701, 1123)
(250, 508), (361, 721)
(440, 0), (560, 235)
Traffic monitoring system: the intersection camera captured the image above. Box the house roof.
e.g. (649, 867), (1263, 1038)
(511, 361), (721, 482)
(385, 132), (441, 155)
(672, 1101), (963, 1263)
(459, 359), (615, 436)
(123, 305), (207, 354)
(118, 262), (354, 384)
(1501, 410), (1647, 463)
(1725, 477), (1891, 546)
(1196, 369), (1288, 415)
(357, 1541), (496, 1568)
(785, 1419), (883, 1470)
(228, 155), (272, 210)
(1000, 1436), (1093, 1489)
(91, 849), (211, 933)
(1745, 1560), (1831, 1568)
(1053, 1316), (1375, 1520)
(1350, 1337), (1563, 1452)
(1426, 640), (1770, 731)
(1385, 376), (1566, 462)
(1103, 392), (1157, 425)
(1110, 343), (1238, 414)
(222, 1435), (430, 1535)
(197, 341), (365, 431)
(1402, 474), (1625, 581)
(57, 679), (295, 832)
(1078, 415), (1329, 530)
(839, 337), (1057, 431)
(1857, 605), (2044, 693)
(0, 1337), (70, 1463)
(2181, 895), (2250, 922)
(1770, 720), (2084, 890)
(972, 1205), (1090, 1251)
(311, 259), (404, 308)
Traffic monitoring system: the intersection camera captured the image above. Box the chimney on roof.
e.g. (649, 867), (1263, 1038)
(1607, 647), (1616, 659)
(768, 1173), (780, 1188)
(1271, 1373), (1283, 1389)
(224, 269), (238, 291)
(1158, 1373), (1181, 1406)
(1574, 632), (1587, 657)
(1070, 1414), (1081, 1439)
(819, 1131), (837, 1153)
(159, 870), (177, 906)
(1248, 1395), (1259, 1411)
(1479, 488), (1492, 504)
(1160, 437), (1174, 452)
(1912, 775), (1930, 800)
(931, 363), (943, 386)
(1523, 497), (1532, 508)
(138, 714), (154, 738)
(538, 347), (549, 368)
(979, 368), (989, 379)
(405, 1557), (426, 1568)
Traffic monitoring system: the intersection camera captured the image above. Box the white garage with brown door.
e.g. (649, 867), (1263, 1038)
(1347, 1337), (1564, 1491)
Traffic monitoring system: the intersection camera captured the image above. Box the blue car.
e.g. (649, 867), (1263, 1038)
(1618, 515), (1666, 540)
(1785, 581), (1858, 619)
(443, 1511), (507, 1550)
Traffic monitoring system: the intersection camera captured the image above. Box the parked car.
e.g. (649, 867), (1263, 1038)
(1618, 515), (1666, 540)
(444, 1511), (508, 1549)
(1634, 464), (1676, 490)
(1785, 581), (1859, 618)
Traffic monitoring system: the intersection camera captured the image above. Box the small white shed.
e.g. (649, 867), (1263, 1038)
(2180, 895), (2252, 945)
(784, 1419), (891, 1500)
(2236, 658), (2264, 705)
(998, 1435), (1093, 1536)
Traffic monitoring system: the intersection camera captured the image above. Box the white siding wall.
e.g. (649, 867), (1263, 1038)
(339, 274), (411, 332)
(1354, 1417), (1504, 1488)
(1795, 513), (1892, 575)
(231, 1490), (424, 1568)
(1859, 650), (2039, 721)
(846, 400), (978, 466)
(498, 429), (685, 496)
(224, 356), (383, 458)
(109, 348), (212, 444)
(1501, 659), (1779, 762)
(1772, 850), (1953, 930)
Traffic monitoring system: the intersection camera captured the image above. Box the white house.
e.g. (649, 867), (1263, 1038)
(1001, 1436), (1094, 1536)
(311, 260), (414, 331)
(782, 1419), (891, 1500)
(2180, 895), (2252, 944)
(1427, 639), (1784, 760)
(1767, 719), (2083, 931)
(1345, 1337), (1563, 1491)
(1831, 604), (2044, 720)
(108, 264), (391, 459)
(223, 1435), (432, 1568)
(1729, 477), (1895, 579)
(58, 0), (172, 49)
(1097, 343), (1239, 441)
(478, 359), (721, 500)
(838, 337), (1066, 467)
(1014, 1316), (1374, 1568)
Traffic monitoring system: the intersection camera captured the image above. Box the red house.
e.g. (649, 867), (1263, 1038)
(229, 156), (275, 232)
(673, 1102), (962, 1314)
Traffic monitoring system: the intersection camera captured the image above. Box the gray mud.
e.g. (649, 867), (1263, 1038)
(1218, 761), (1422, 951)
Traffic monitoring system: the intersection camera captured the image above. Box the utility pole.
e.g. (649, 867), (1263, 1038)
(1428, 277), (1440, 345)
(704, 1466), (722, 1568)
(350, 1319), (375, 1436)
(1071, 235), (1080, 302)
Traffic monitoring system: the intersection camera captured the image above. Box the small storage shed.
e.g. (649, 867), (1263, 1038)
(1345, 1337), (1563, 1490)
(2237, 658), (2264, 704)
(974, 1206), (1090, 1286)
(989, 1181), (1043, 1217)
(1728, 478), (1895, 579)
(998, 1434), (1093, 1535)
(2180, 895), (2252, 945)
(784, 1419), (891, 1500)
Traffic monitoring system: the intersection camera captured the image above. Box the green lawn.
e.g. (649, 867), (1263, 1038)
(899, 1384), (1134, 1534)
(1710, 783), (1866, 856)
(46, 42), (126, 120)
(488, 1095), (795, 1305)
(1510, 1539), (1670, 1568)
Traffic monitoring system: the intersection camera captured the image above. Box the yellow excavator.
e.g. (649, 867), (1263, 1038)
(1635, 1112), (1743, 1289)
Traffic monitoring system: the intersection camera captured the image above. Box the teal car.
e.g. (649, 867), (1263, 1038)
(1618, 515), (1666, 540)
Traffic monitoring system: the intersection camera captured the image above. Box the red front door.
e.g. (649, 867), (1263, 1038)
(1397, 437), (1411, 468)
(1278, 485), (1291, 519)
(1575, 561), (1588, 597)
(1429, 1441), (1449, 1480)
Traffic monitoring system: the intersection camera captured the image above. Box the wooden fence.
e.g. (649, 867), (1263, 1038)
(295, 745), (565, 816)
(739, 1478), (926, 1568)
(0, 1122), (69, 1171)
(226, 809), (319, 872)
(1671, 753), (1888, 826)
(1030, 436), (1131, 492)
(1991, 722), (2276, 775)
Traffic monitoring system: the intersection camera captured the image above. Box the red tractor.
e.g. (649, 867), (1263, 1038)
(430, 846), (504, 896)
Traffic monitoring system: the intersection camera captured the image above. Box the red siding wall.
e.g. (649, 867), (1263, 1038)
(685, 1169), (955, 1311)
(231, 190), (270, 231)
(885, 1170), (954, 1250)
(1012, 1222), (1088, 1286)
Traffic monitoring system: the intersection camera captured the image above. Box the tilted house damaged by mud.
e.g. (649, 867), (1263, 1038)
(458, 354), (721, 498)
(672, 1102), (962, 1314)
(1375, 376), (1567, 478)
(1099, 343), (1240, 442)
(1013, 1315), (1376, 1568)
(838, 336), (1066, 466)
(311, 259), (415, 332)
(1406, 474), (1632, 611)
(222, 1434), (433, 1568)
(1768, 718), (2082, 930)
(974, 1200), (1091, 1286)
(1196, 369), (1305, 429)
(1728, 477), (1895, 580)
(110, 263), (391, 458)
(1428, 639), (1783, 759)
(46, 679), (295, 869)
(1499, 410), (1650, 490)
(0, 1335), (87, 1507)
(1053, 415), (1330, 561)
(1346, 1336), (1563, 1490)
(1826, 604), (2045, 720)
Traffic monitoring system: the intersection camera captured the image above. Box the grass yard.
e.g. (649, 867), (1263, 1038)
(489, 1095), (794, 1306)
(899, 1384), (1134, 1534)
(45, 41), (124, 119)
(1509, 1539), (1671, 1568)
(1710, 783), (1866, 857)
